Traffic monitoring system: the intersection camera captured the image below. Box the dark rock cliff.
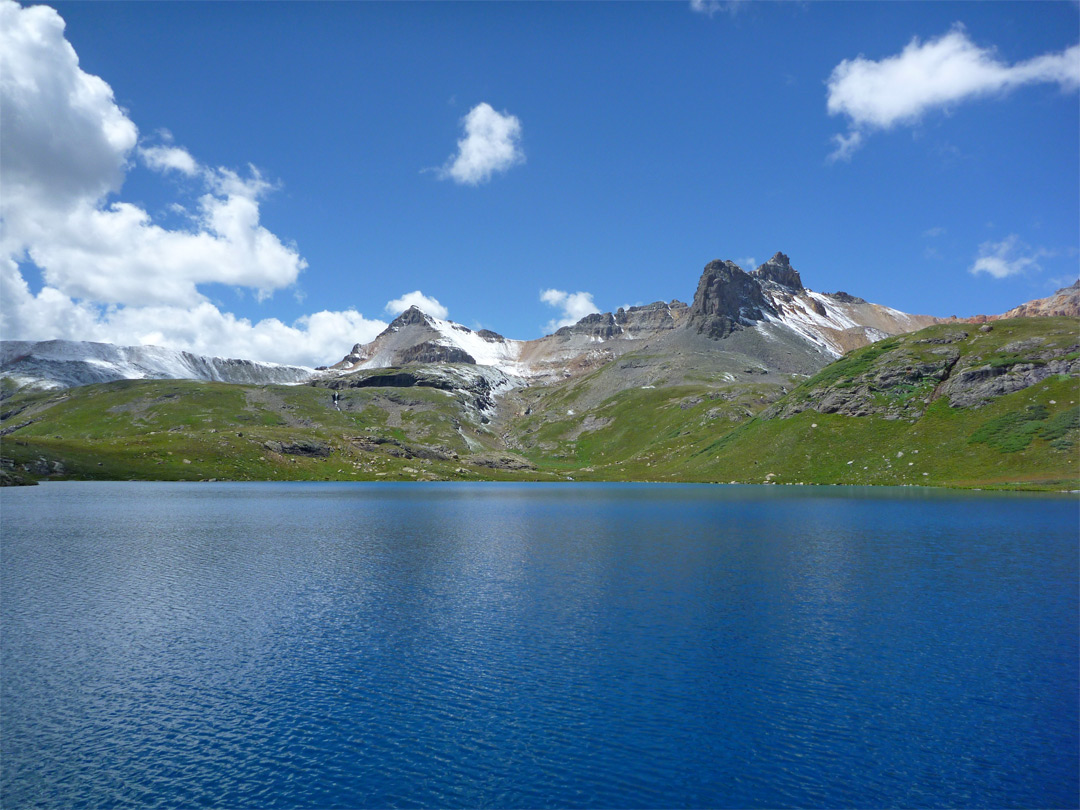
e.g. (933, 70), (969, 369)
(687, 260), (775, 339)
(752, 252), (804, 291)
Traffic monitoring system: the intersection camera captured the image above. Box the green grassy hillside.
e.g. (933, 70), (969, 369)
(0, 378), (545, 483)
(3, 317), (1077, 490)
(671, 317), (1079, 490)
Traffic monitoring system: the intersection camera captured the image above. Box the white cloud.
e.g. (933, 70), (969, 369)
(140, 144), (199, 176)
(540, 288), (601, 333)
(826, 25), (1080, 159)
(0, 0), (306, 307)
(384, 291), (449, 320)
(439, 102), (524, 185)
(923, 226), (947, 238)
(734, 256), (757, 270)
(0, 0), (378, 367)
(827, 130), (864, 164)
(970, 234), (1049, 279)
(0, 255), (386, 366)
(689, 0), (746, 17)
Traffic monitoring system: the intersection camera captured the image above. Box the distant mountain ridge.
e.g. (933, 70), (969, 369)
(2, 252), (1066, 393)
(328, 251), (944, 386)
(0, 340), (312, 391)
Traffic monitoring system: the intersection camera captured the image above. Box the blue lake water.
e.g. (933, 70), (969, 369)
(1, 482), (1077, 809)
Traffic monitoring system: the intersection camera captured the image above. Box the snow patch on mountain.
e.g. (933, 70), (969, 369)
(424, 315), (531, 374)
(1, 340), (314, 391)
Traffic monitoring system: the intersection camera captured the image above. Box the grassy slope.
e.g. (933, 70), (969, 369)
(672, 317), (1080, 490)
(675, 377), (1077, 489)
(0, 380), (553, 483)
(3, 317), (1078, 489)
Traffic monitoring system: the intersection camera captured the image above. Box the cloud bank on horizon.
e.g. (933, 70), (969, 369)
(0, 0), (388, 366)
(826, 24), (1080, 161)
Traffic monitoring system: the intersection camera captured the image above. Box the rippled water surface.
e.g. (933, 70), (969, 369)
(2, 482), (1077, 808)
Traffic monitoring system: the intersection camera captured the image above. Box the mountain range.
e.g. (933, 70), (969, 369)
(3, 252), (946, 392)
(2, 253), (1077, 489)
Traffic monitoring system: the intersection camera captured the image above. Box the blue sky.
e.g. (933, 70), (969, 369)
(1, 1), (1077, 365)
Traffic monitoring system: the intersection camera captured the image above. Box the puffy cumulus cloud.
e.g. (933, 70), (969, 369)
(0, 257), (387, 366)
(826, 25), (1080, 160)
(385, 290), (449, 320)
(0, 0), (136, 207)
(11, 166), (304, 307)
(139, 144), (199, 176)
(0, 0), (376, 367)
(540, 288), (600, 333)
(439, 102), (524, 185)
(0, 1), (304, 307)
(970, 234), (1050, 279)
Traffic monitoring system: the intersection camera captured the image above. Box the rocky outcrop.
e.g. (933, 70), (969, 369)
(553, 301), (688, 341)
(772, 343), (960, 420)
(263, 440), (332, 457)
(961, 281), (1080, 323)
(555, 312), (622, 340)
(752, 252), (804, 290)
(768, 321), (1080, 421)
(1000, 280), (1080, 319)
(614, 301), (688, 335)
(687, 260), (775, 339)
(399, 342), (476, 365)
(385, 306), (430, 330)
(349, 435), (459, 461)
(939, 357), (1080, 409)
(468, 452), (536, 471)
(825, 291), (866, 305)
(317, 365), (510, 415)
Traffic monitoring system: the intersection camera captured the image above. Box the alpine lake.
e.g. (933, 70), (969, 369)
(2, 482), (1077, 809)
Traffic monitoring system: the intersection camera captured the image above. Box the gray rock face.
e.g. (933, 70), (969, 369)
(767, 324), (1080, 421)
(350, 435), (459, 461)
(386, 306), (430, 330)
(318, 364), (510, 415)
(915, 331), (969, 345)
(774, 345), (960, 420)
(399, 342), (476, 365)
(752, 252), (804, 291)
(468, 452), (536, 471)
(263, 440), (332, 457)
(825, 291), (867, 305)
(940, 357), (1080, 409)
(687, 260), (775, 339)
(614, 301), (688, 335)
(555, 312), (622, 340)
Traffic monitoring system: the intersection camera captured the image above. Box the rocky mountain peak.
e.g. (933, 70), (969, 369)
(752, 251), (803, 290)
(687, 259), (774, 339)
(389, 306), (432, 329)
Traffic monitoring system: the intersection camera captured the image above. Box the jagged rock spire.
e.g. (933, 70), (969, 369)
(752, 252), (803, 291)
(687, 259), (775, 339)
